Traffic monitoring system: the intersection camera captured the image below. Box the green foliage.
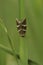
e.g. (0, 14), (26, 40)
(0, 0), (43, 65)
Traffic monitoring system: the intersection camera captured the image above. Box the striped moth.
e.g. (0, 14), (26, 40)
(16, 18), (27, 37)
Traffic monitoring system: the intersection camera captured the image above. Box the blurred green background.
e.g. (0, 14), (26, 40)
(0, 0), (43, 65)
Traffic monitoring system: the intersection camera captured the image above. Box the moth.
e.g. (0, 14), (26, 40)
(16, 18), (27, 37)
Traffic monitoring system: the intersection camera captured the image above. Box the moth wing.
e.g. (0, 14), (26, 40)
(22, 18), (26, 25)
(16, 18), (20, 25)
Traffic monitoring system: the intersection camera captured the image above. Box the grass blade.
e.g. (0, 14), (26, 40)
(0, 44), (14, 56)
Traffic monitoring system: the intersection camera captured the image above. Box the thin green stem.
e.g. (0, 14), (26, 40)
(0, 44), (14, 55)
(18, 0), (29, 65)
(19, 0), (25, 20)
(0, 44), (20, 65)
(0, 18), (19, 61)
(20, 38), (28, 65)
(0, 18), (15, 54)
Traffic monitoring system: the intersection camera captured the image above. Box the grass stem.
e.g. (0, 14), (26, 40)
(19, 0), (25, 20)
